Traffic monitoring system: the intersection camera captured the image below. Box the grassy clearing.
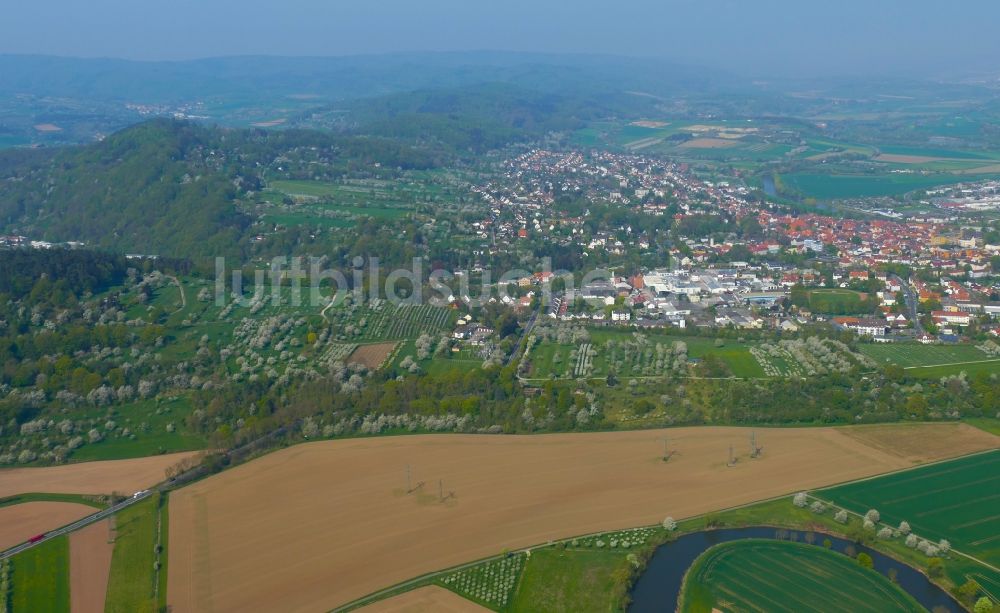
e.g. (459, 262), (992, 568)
(105, 494), (162, 613)
(966, 418), (1000, 437)
(782, 172), (997, 199)
(818, 450), (1000, 566)
(681, 539), (922, 613)
(509, 548), (624, 613)
(903, 360), (1000, 379)
(69, 396), (207, 462)
(0, 492), (105, 510)
(528, 330), (764, 380)
(858, 343), (991, 368)
(10, 536), (69, 613)
(803, 288), (870, 314)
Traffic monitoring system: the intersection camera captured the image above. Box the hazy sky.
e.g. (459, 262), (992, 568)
(2, 0), (998, 76)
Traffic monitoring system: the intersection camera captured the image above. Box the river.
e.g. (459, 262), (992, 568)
(628, 527), (961, 612)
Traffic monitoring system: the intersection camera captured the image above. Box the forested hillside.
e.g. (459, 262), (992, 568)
(301, 82), (660, 152)
(0, 119), (444, 257)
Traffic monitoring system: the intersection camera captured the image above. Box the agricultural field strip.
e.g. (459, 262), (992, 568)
(328, 433), (989, 611)
(814, 451), (1000, 565)
(903, 359), (1000, 370)
(699, 542), (916, 613)
(0, 490), (152, 560)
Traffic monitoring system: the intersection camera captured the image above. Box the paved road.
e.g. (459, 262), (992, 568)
(0, 417), (301, 560)
(505, 307), (539, 367)
(891, 274), (923, 335)
(0, 490), (152, 560)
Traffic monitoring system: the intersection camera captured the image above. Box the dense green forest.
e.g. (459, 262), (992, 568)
(0, 119), (445, 257)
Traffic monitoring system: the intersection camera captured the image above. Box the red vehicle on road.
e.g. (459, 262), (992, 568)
(28, 534), (45, 544)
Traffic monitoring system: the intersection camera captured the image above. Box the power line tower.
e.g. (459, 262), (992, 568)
(750, 431), (763, 458)
(406, 464), (424, 494)
(660, 436), (674, 462)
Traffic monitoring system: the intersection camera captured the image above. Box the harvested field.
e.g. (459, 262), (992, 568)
(69, 520), (114, 613)
(0, 451), (202, 498)
(629, 120), (669, 128)
(874, 154), (942, 164)
(167, 424), (997, 612)
(678, 138), (739, 149)
(357, 586), (487, 613)
(0, 502), (93, 549)
(837, 422), (995, 462)
(33, 123), (62, 132)
(960, 163), (1000, 174)
(348, 342), (398, 369)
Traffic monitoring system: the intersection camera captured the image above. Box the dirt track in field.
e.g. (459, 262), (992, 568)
(356, 586), (488, 613)
(0, 502), (94, 549)
(167, 424), (998, 613)
(0, 451), (202, 498)
(70, 520), (114, 613)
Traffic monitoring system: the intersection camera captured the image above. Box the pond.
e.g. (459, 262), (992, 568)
(628, 527), (961, 612)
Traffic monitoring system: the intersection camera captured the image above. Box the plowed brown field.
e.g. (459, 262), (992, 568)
(0, 451), (202, 498)
(70, 520), (114, 613)
(167, 424), (997, 613)
(0, 502), (93, 549)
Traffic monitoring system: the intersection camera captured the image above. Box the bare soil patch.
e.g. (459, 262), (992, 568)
(837, 422), (995, 463)
(349, 342), (398, 369)
(167, 424), (996, 612)
(0, 451), (202, 498)
(679, 138), (739, 149)
(630, 120), (669, 129)
(250, 119), (287, 128)
(959, 163), (1000, 174)
(70, 519), (114, 613)
(357, 586), (488, 613)
(0, 502), (93, 549)
(33, 123), (62, 132)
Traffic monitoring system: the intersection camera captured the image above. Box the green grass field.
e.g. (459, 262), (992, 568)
(69, 396), (208, 462)
(528, 330), (765, 380)
(782, 172), (998, 199)
(804, 288), (871, 314)
(858, 343), (992, 367)
(105, 494), (162, 613)
(10, 536), (70, 613)
(681, 539), (922, 613)
(509, 548), (624, 612)
(902, 360), (1000, 379)
(817, 451), (1000, 566)
(0, 492), (104, 510)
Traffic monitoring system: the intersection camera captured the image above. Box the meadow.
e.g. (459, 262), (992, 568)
(680, 540), (922, 613)
(782, 172), (995, 199)
(10, 536), (69, 613)
(105, 494), (164, 613)
(858, 343), (994, 368)
(817, 450), (1000, 566)
(802, 288), (871, 314)
(526, 329), (764, 380)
